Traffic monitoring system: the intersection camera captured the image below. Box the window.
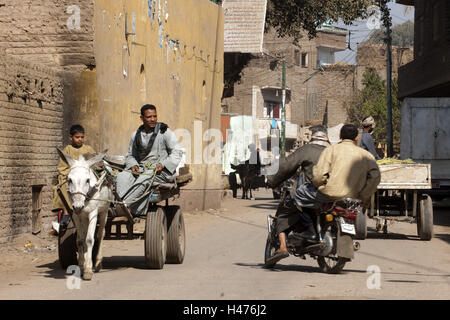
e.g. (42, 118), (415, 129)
(301, 53), (308, 68)
(264, 101), (281, 119)
(294, 49), (300, 66)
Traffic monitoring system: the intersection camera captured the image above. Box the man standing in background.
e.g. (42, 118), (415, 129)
(360, 116), (381, 160)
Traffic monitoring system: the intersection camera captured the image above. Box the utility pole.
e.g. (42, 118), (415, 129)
(380, 0), (394, 157)
(281, 60), (286, 158)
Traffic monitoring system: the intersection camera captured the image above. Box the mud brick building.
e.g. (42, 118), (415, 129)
(0, 53), (63, 242)
(0, 0), (225, 241)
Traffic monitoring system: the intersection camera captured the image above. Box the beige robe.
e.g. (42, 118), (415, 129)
(312, 139), (381, 206)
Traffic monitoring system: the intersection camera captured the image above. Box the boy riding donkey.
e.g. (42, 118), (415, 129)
(52, 125), (96, 232)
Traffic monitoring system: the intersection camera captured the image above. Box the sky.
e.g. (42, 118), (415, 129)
(334, 1), (414, 65)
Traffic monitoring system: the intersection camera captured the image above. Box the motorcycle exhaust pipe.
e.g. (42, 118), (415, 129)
(353, 241), (361, 251)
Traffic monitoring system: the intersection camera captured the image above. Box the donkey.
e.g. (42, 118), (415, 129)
(57, 148), (113, 280)
(231, 161), (260, 200)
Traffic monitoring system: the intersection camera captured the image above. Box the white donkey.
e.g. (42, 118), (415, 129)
(57, 148), (113, 280)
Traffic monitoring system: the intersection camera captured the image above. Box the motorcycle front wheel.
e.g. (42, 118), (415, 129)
(317, 256), (347, 274)
(264, 235), (277, 268)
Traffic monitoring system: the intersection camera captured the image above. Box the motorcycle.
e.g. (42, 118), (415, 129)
(264, 198), (362, 274)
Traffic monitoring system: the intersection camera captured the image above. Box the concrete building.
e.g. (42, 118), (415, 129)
(397, 0), (450, 98)
(222, 26), (355, 149)
(0, 0), (224, 241)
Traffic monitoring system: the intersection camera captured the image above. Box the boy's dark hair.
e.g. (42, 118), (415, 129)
(141, 104), (157, 116)
(70, 124), (85, 136)
(340, 124), (358, 140)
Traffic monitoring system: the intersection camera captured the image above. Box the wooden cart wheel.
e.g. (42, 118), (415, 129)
(58, 217), (78, 269)
(355, 207), (367, 240)
(165, 206), (185, 264)
(417, 194), (434, 241)
(145, 206), (167, 269)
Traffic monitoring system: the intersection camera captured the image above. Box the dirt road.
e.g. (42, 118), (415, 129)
(0, 189), (449, 299)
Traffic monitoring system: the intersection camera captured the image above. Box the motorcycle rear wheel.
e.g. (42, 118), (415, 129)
(317, 256), (347, 274)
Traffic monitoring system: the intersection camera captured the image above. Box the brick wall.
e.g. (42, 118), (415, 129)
(0, 0), (98, 148)
(0, 0), (95, 70)
(306, 64), (357, 126)
(0, 54), (63, 242)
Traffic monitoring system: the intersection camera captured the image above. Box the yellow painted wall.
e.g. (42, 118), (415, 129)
(92, 0), (224, 193)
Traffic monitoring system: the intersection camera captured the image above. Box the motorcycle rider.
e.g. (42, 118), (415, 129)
(265, 128), (331, 264)
(294, 124), (381, 237)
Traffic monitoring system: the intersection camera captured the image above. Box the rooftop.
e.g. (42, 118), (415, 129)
(316, 24), (347, 36)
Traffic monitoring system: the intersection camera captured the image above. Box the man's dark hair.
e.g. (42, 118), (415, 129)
(70, 124), (85, 136)
(340, 124), (358, 140)
(310, 125), (327, 134)
(141, 104), (157, 116)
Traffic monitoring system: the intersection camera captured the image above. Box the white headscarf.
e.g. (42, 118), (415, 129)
(309, 131), (331, 147)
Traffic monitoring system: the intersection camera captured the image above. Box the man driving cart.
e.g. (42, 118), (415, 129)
(116, 104), (183, 216)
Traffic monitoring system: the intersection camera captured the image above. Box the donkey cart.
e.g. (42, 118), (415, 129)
(58, 156), (192, 270)
(354, 163), (433, 241)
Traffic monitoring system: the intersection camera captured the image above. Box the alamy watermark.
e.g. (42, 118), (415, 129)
(366, 5), (382, 30)
(366, 265), (381, 290)
(66, 265), (81, 290)
(67, 5), (81, 30)
(173, 120), (280, 175)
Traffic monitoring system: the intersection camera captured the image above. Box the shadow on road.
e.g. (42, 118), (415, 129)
(35, 255), (150, 280)
(234, 262), (365, 275)
(234, 262), (322, 273)
(104, 233), (145, 241)
(366, 227), (420, 241)
(101, 256), (148, 270)
(248, 202), (279, 211)
(435, 233), (450, 245)
(386, 279), (422, 283)
(434, 208), (450, 227)
(35, 260), (68, 280)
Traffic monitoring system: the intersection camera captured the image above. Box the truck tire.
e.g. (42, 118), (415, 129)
(417, 194), (433, 241)
(145, 206), (167, 269)
(355, 208), (367, 240)
(58, 218), (78, 269)
(165, 206), (185, 264)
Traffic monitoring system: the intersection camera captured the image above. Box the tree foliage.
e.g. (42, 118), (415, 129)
(369, 20), (414, 46)
(346, 69), (401, 144)
(266, 0), (372, 42)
